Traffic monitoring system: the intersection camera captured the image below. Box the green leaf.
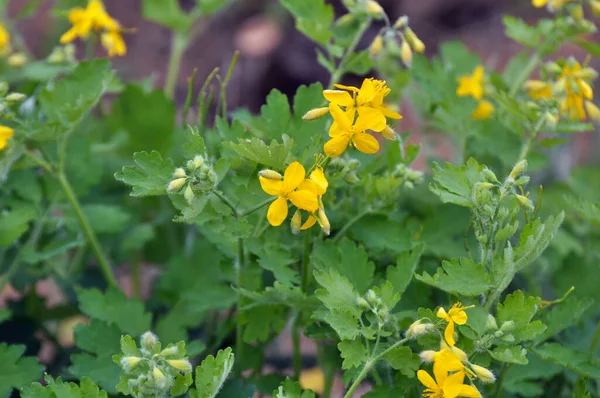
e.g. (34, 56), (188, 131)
(323, 310), (360, 340)
(314, 268), (361, 317)
(503, 16), (541, 48)
(497, 291), (546, 343)
(489, 345), (529, 365)
(64, 204), (131, 235)
(223, 135), (293, 170)
(0, 344), (43, 398)
(386, 243), (424, 296)
(279, 0), (334, 45)
(241, 306), (286, 343)
(534, 297), (593, 344)
(171, 372), (194, 396)
(21, 376), (108, 398)
(69, 320), (122, 393)
(311, 238), (375, 294)
(338, 340), (368, 369)
(566, 195), (600, 225)
(273, 378), (316, 398)
(0, 206), (36, 246)
(415, 257), (491, 296)
(503, 51), (531, 84)
(576, 38), (600, 58)
(512, 212), (564, 271)
(383, 346), (420, 378)
(77, 287), (152, 336)
(239, 282), (318, 312)
(142, 0), (194, 31)
(189, 347), (235, 398)
(532, 343), (600, 378)
(119, 335), (140, 357)
(255, 248), (299, 287)
(344, 51), (374, 75)
(429, 158), (483, 207)
(115, 151), (175, 196)
(121, 224), (156, 254)
(260, 89), (291, 137)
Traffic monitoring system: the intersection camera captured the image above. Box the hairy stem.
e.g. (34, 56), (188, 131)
(164, 32), (189, 99)
(328, 20), (371, 88)
(238, 197), (276, 218)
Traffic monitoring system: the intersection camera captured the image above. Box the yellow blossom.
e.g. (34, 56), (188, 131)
(101, 30), (127, 57)
(471, 100), (494, 120)
(524, 80), (552, 100)
(0, 125), (14, 151)
(457, 66), (486, 100)
(325, 104), (385, 157)
(532, 0), (575, 10)
(417, 360), (481, 398)
(0, 23), (10, 53)
(323, 78), (402, 128)
(259, 161), (319, 226)
(436, 303), (474, 347)
(369, 35), (383, 57)
(297, 167), (330, 235)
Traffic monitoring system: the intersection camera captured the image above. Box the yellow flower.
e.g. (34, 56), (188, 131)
(101, 30), (126, 57)
(417, 361), (481, 398)
(296, 167), (330, 234)
(524, 80), (552, 100)
(323, 78), (402, 127)
(456, 66), (486, 100)
(0, 23), (10, 53)
(436, 303), (473, 347)
(259, 161), (319, 226)
(324, 104), (384, 157)
(471, 100), (494, 120)
(532, 0), (575, 10)
(0, 125), (14, 151)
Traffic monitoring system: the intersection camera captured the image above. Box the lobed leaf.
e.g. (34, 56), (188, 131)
(415, 257), (491, 296)
(115, 150), (175, 197)
(189, 347), (235, 398)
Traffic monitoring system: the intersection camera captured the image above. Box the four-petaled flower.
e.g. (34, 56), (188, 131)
(0, 125), (14, 151)
(297, 167), (330, 233)
(457, 66), (495, 120)
(417, 360), (480, 398)
(324, 104), (386, 157)
(259, 162), (319, 226)
(436, 302), (474, 347)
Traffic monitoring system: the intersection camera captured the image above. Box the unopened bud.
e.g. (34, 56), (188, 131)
(381, 125), (396, 140)
(344, 172), (360, 184)
(291, 210), (302, 235)
(317, 208), (330, 235)
(184, 184), (194, 203)
(336, 13), (354, 26)
(482, 168), (499, 183)
(500, 320), (515, 332)
(544, 111), (558, 127)
(47, 48), (65, 64)
(160, 346), (179, 357)
(366, 0), (384, 18)
(509, 160), (527, 179)
(187, 160), (196, 171)
(167, 359), (192, 372)
(570, 4), (584, 21)
(585, 100), (600, 122)
(369, 35), (384, 57)
(120, 356), (142, 372)
(486, 314), (498, 330)
(366, 289), (377, 305)
(5, 93), (25, 102)
(545, 61), (562, 75)
(419, 350), (436, 363)
(152, 367), (166, 388)
(405, 28), (425, 53)
(193, 155), (204, 169)
(173, 168), (186, 178)
(140, 332), (159, 351)
(477, 182), (495, 190)
(515, 176), (530, 186)
(302, 107), (329, 121)
(471, 364), (496, 383)
(502, 334), (515, 343)
(168, 178), (187, 193)
(515, 194), (534, 210)
(356, 297), (370, 309)
(259, 169), (283, 180)
(575, 67), (598, 81)
(393, 16), (408, 29)
(400, 39), (412, 67)
(494, 330), (504, 338)
(591, 0), (600, 17)
(7, 53), (27, 68)
(406, 320), (434, 339)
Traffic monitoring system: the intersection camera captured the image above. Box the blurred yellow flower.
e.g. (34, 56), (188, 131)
(297, 167), (330, 235)
(324, 103), (384, 157)
(524, 80), (552, 100)
(101, 30), (126, 57)
(471, 100), (494, 120)
(457, 66), (486, 100)
(0, 23), (10, 53)
(0, 125), (14, 151)
(532, 0), (575, 10)
(436, 302), (473, 347)
(259, 162), (319, 226)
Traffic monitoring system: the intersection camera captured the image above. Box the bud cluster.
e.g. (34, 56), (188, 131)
(391, 163), (424, 189)
(167, 154), (218, 204)
(328, 156), (361, 184)
(357, 289), (391, 327)
(47, 44), (77, 65)
(0, 80), (27, 119)
(368, 14), (425, 67)
(114, 332), (193, 398)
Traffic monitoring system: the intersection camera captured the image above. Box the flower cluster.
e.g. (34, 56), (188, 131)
(0, 81), (26, 152)
(525, 58), (600, 122)
(533, 0), (600, 18)
(60, 0), (127, 57)
(0, 23), (29, 67)
(456, 66), (495, 120)
(369, 15), (425, 67)
(167, 155), (218, 204)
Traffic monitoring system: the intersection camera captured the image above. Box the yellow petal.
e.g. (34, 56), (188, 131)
(436, 307), (449, 320)
(459, 385), (482, 398)
(0, 126), (14, 140)
(60, 27), (81, 44)
(352, 132), (380, 154)
(434, 349), (464, 372)
(328, 103), (352, 131)
(585, 101), (600, 122)
(288, 190), (319, 212)
(67, 8), (87, 23)
(417, 370), (438, 390)
(300, 215), (318, 230)
(324, 135), (351, 157)
(328, 121), (344, 138)
(267, 197), (288, 226)
(444, 321), (456, 346)
(471, 100), (494, 120)
(356, 78), (377, 104)
(577, 79), (593, 100)
(433, 360), (449, 388)
(451, 310), (468, 325)
(333, 83), (360, 92)
(283, 161), (306, 192)
(259, 176), (283, 196)
(355, 107), (387, 132)
(323, 90), (354, 107)
(309, 167), (328, 195)
(532, 0), (548, 7)
(380, 106), (403, 119)
(442, 370), (467, 398)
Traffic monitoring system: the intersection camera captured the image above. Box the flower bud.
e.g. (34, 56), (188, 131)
(405, 28), (425, 53)
(140, 332), (159, 351)
(476, 182), (495, 190)
(47, 48), (65, 64)
(336, 13), (354, 26)
(486, 314), (498, 330)
(193, 155), (204, 169)
(173, 168), (186, 178)
(544, 111), (558, 128)
(381, 125), (396, 140)
(187, 159), (196, 171)
(168, 178), (187, 193)
(302, 107), (329, 121)
(7, 53), (27, 68)
(585, 100), (600, 122)
(393, 16), (408, 29)
(160, 346), (180, 357)
(515, 194), (534, 210)
(515, 176), (530, 186)
(365, 289), (377, 305)
(569, 4), (584, 21)
(494, 330), (504, 338)
(574, 67), (598, 81)
(369, 35), (384, 57)
(482, 168), (499, 183)
(591, 0), (600, 17)
(509, 160), (527, 179)
(167, 359), (192, 372)
(152, 367), (166, 388)
(400, 39), (412, 67)
(366, 0), (384, 18)
(500, 320), (515, 332)
(344, 172), (360, 184)
(317, 208), (330, 235)
(356, 297), (370, 309)
(184, 184), (194, 203)
(120, 356), (142, 372)
(5, 93), (25, 102)
(259, 169), (283, 180)
(501, 334), (515, 343)
(291, 210), (302, 235)
(471, 364), (496, 383)
(406, 320), (434, 339)
(419, 350), (436, 363)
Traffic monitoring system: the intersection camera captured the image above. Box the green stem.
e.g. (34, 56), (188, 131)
(212, 190), (238, 216)
(86, 34), (97, 60)
(518, 115), (546, 162)
(493, 364), (510, 398)
(332, 208), (372, 243)
(164, 32), (189, 99)
(301, 229), (312, 292)
(509, 51), (541, 97)
(238, 197), (276, 218)
(343, 337), (409, 398)
(235, 236), (245, 372)
(131, 257), (141, 298)
(328, 20), (371, 87)
(57, 173), (117, 288)
(291, 312), (302, 380)
(590, 320), (600, 353)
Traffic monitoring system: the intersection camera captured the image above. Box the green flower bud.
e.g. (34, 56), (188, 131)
(184, 185), (194, 204)
(120, 356), (143, 372)
(545, 61), (562, 75)
(515, 194), (534, 210)
(501, 334), (515, 343)
(173, 168), (186, 178)
(509, 160), (527, 179)
(5, 93), (25, 102)
(344, 172), (360, 184)
(494, 330), (504, 338)
(406, 320), (434, 339)
(291, 210), (302, 235)
(393, 16), (408, 29)
(471, 364), (496, 383)
(419, 350), (436, 363)
(356, 297), (370, 309)
(486, 314), (498, 330)
(482, 168), (499, 183)
(365, 289), (377, 305)
(167, 359), (192, 372)
(500, 320), (515, 332)
(187, 159), (196, 171)
(152, 367), (166, 388)
(140, 332), (159, 352)
(515, 176), (530, 186)
(160, 346), (179, 357)
(302, 107), (329, 121)
(366, 0), (384, 18)
(168, 178), (187, 193)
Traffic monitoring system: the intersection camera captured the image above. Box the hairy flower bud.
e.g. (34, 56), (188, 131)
(406, 320), (434, 339)
(7, 53), (27, 68)
(405, 28), (425, 53)
(120, 356), (142, 372)
(486, 314), (498, 330)
(544, 111), (558, 128)
(500, 320), (515, 332)
(140, 332), (159, 352)
(515, 194), (534, 210)
(381, 125), (396, 140)
(509, 160), (527, 179)
(393, 16), (408, 29)
(366, 0), (384, 18)
(317, 208), (330, 235)
(365, 289), (377, 305)
(302, 107), (329, 121)
(167, 359), (192, 372)
(291, 210), (302, 235)
(152, 367), (166, 388)
(419, 350), (436, 363)
(5, 93), (25, 102)
(160, 346), (180, 357)
(193, 155), (204, 169)
(400, 39), (413, 67)
(336, 13), (354, 26)
(168, 178), (187, 193)
(356, 297), (370, 309)
(369, 35), (384, 57)
(574, 67), (598, 81)
(173, 168), (186, 178)
(471, 364), (496, 383)
(184, 185), (194, 204)
(259, 169), (283, 180)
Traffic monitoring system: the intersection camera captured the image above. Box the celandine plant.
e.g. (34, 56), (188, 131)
(1, 0), (600, 397)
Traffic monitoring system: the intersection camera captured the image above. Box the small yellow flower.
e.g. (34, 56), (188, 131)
(324, 104), (383, 157)
(323, 78), (402, 127)
(417, 361), (481, 398)
(436, 303), (473, 347)
(524, 80), (552, 100)
(0, 125), (14, 151)
(471, 100), (494, 120)
(101, 30), (127, 57)
(532, 0), (575, 10)
(259, 162), (319, 226)
(0, 23), (10, 53)
(457, 66), (486, 100)
(296, 167), (330, 235)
